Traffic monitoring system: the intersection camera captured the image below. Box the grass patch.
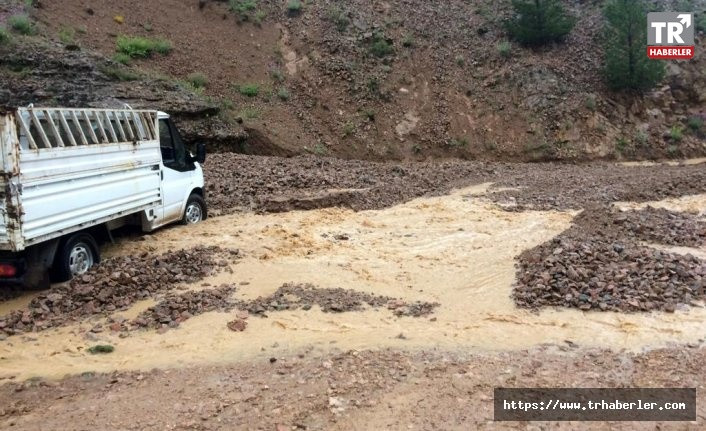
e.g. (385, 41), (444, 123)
(497, 40), (511, 58)
(369, 33), (394, 58)
(687, 116), (703, 132)
(187, 72), (208, 89)
(448, 138), (470, 148)
(670, 125), (684, 142)
(0, 27), (9, 45)
(277, 87), (290, 101)
(229, 0), (257, 20)
(343, 122), (356, 137)
(455, 55), (465, 66)
(113, 53), (131, 65)
(327, 6), (349, 32)
(361, 108), (375, 121)
(58, 26), (75, 44)
(584, 95), (597, 111)
(100, 65), (141, 81)
(615, 137), (629, 155)
(116, 35), (171, 58)
(402, 34), (414, 47)
(238, 83), (260, 97)
(9, 14), (33, 35)
(270, 68), (285, 83)
(87, 344), (115, 354)
(287, 0), (303, 13)
(238, 107), (260, 119)
(254, 10), (267, 25)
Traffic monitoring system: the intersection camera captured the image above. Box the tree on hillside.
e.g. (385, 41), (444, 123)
(603, 0), (665, 91)
(506, 0), (575, 46)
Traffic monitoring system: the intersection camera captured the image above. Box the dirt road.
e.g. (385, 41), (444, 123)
(0, 156), (704, 430)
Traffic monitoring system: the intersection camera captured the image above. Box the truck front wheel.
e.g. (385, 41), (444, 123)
(52, 233), (100, 282)
(182, 194), (207, 225)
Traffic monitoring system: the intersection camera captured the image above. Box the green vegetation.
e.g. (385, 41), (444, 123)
(270, 68), (285, 83)
(343, 122), (356, 137)
(254, 10), (267, 25)
(306, 143), (328, 155)
(698, 13), (706, 33)
(277, 87), (290, 101)
(687, 116), (703, 132)
(238, 83), (260, 97)
(402, 34), (414, 48)
(229, 0), (257, 20)
(112, 53), (132, 65)
(87, 344), (115, 354)
(116, 35), (171, 58)
(238, 107), (260, 119)
(584, 95), (597, 111)
(58, 26), (75, 44)
(9, 14), (34, 35)
(0, 27), (9, 45)
(287, 0), (303, 13)
(506, 0), (574, 46)
(327, 6), (349, 32)
(670, 125), (683, 142)
(448, 138), (470, 148)
(455, 55), (465, 66)
(186, 72), (208, 89)
(603, 0), (664, 91)
(497, 41), (511, 58)
(615, 137), (629, 155)
(369, 33), (394, 58)
(361, 108), (375, 122)
(99, 65), (141, 81)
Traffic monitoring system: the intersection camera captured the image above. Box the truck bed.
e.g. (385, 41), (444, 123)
(0, 107), (163, 252)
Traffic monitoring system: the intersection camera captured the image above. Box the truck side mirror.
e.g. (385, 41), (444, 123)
(195, 143), (206, 164)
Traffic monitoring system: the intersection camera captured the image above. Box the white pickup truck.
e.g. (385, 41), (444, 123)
(0, 106), (207, 287)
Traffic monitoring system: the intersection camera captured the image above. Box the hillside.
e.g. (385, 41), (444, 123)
(1, 0), (705, 161)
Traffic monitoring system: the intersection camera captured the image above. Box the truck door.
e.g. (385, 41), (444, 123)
(158, 118), (195, 222)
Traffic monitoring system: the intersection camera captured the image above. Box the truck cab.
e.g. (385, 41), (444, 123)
(0, 106), (208, 287)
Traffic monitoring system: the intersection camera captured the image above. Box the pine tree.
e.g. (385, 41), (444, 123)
(506, 0), (575, 46)
(603, 0), (665, 91)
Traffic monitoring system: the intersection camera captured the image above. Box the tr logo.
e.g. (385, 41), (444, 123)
(647, 12), (695, 60)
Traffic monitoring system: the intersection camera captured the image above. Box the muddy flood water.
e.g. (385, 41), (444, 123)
(1, 184), (705, 381)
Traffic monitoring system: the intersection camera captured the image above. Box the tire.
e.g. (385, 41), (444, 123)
(181, 194), (207, 225)
(51, 233), (100, 282)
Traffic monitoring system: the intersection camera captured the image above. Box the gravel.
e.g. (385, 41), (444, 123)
(514, 206), (705, 312)
(0, 247), (238, 336)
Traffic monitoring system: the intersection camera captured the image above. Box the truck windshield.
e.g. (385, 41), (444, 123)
(159, 119), (188, 171)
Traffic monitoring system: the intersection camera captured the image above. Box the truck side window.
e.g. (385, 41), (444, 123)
(159, 119), (176, 164)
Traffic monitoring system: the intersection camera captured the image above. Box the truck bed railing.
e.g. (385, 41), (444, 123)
(16, 107), (158, 150)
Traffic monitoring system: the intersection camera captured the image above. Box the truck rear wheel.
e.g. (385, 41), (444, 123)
(182, 194), (207, 225)
(52, 233), (100, 282)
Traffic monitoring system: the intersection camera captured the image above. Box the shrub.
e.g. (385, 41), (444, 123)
(697, 13), (706, 34)
(112, 53), (132, 65)
(402, 34), (414, 47)
(58, 26), (75, 44)
(670, 125), (683, 142)
(497, 41), (511, 58)
(229, 0), (257, 20)
(603, 0), (664, 91)
(343, 122), (355, 137)
(277, 87), (290, 101)
(0, 27), (9, 45)
(584, 95), (597, 111)
(238, 83), (260, 97)
(687, 116), (703, 132)
(362, 109), (375, 121)
(327, 6), (349, 32)
(187, 72), (208, 89)
(116, 36), (171, 58)
(254, 10), (267, 25)
(287, 0), (303, 13)
(270, 68), (285, 82)
(455, 55), (465, 66)
(448, 138), (470, 147)
(506, 0), (574, 46)
(9, 14), (33, 35)
(369, 33), (394, 58)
